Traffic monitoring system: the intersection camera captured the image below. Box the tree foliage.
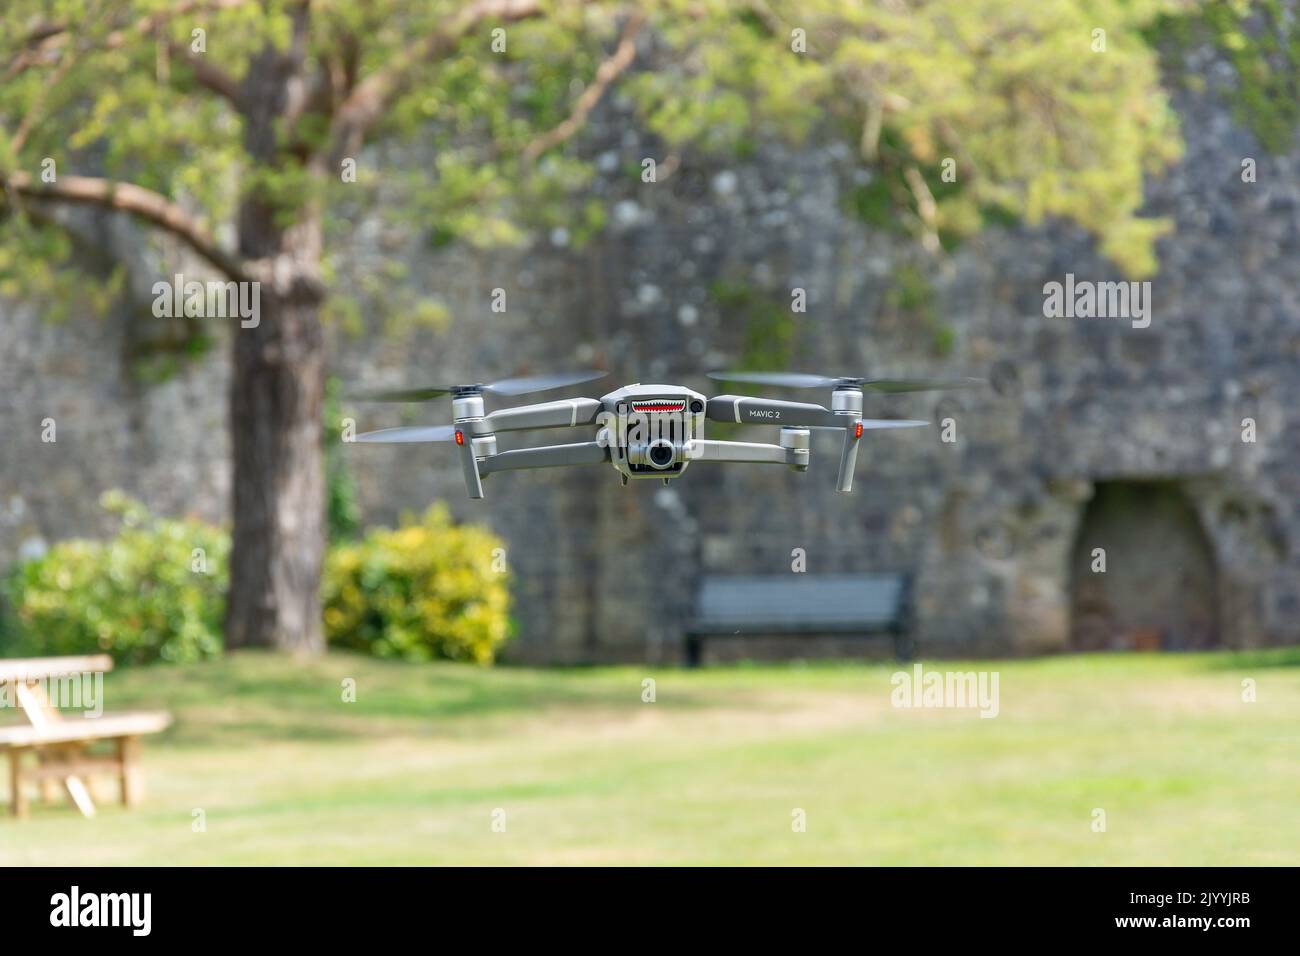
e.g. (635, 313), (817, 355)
(2, 0), (1213, 302)
(1158, 0), (1300, 155)
(631, 0), (1200, 276)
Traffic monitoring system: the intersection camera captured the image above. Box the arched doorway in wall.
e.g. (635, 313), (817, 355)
(1069, 481), (1220, 651)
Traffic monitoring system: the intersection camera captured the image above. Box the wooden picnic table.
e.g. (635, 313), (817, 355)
(0, 655), (171, 818)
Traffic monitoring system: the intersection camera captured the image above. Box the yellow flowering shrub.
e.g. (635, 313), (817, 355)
(323, 505), (511, 664)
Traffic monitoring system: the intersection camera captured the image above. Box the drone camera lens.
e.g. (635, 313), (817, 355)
(689, 399), (704, 414)
(649, 442), (675, 467)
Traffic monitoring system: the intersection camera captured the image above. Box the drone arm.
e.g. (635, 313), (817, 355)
(706, 394), (840, 428)
(482, 398), (602, 433)
(478, 441), (610, 475)
(687, 439), (795, 465)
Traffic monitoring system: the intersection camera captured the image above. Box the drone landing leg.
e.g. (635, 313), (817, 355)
(455, 430), (484, 499)
(836, 431), (861, 493)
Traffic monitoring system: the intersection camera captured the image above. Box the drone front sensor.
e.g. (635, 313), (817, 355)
(352, 369), (981, 499)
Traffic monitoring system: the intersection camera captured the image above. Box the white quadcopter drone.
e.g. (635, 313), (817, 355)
(353, 370), (980, 499)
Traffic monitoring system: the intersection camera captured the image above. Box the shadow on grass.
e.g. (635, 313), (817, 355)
(96, 651), (730, 747)
(74, 645), (1300, 749)
(1195, 646), (1300, 671)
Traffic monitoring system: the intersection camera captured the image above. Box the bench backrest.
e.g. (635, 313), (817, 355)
(0, 655), (114, 683)
(691, 573), (910, 633)
(0, 655), (113, 729)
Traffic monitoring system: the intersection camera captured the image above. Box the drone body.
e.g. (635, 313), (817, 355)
(354, 370), (979, 499)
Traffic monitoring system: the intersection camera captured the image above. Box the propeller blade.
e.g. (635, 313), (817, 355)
(354, 424), (457, 444)
(706, 371), (839, 389)
(709, 369), (985, 393)
(351, 386), (451, 403)
(807, 419), (930, 430)
(861, 377), (984, 393)
(858, 418), (930, 429)
(483, 370), (607, 396)
(352, 369), (606, 402)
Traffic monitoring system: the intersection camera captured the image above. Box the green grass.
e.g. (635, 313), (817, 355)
(3, 649), (1299, 865)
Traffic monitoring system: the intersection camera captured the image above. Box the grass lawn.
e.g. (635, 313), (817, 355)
(2, 648), (1297, 865)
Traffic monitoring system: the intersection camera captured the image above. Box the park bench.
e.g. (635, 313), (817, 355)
(685, 573), (914, 666)
(0, 655), (171, 818)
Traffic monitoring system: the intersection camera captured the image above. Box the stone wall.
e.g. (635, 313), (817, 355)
(3, 43), (1297, 663)
(1, 212), (231, 566)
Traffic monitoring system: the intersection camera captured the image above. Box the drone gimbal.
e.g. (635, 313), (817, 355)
(352, 370), (980, 499)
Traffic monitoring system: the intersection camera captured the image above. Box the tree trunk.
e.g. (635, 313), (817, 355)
(225, 283), (327, 653)
(225, 19), (329, 652)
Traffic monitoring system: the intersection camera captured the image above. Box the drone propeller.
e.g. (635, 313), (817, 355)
(807, 419), (929, 431)
(707, 370), (982, 392)
(354, 369), (607, 403)
(354, 424), (458, 444)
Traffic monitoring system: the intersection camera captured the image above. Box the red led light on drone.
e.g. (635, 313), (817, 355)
(854, 421), (864, 439)
(455, 430), (465, 445)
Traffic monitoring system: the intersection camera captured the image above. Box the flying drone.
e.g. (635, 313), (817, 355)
(352, 369), (980, 499)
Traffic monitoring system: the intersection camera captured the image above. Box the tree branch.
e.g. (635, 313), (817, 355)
(5, 0), (249, 107)
(326, 0), (546, 165)
(523, 11), (645, 164)
(10, 49), (79, 153)
(903, 165), (940, 255)
(169, 41), (244, 105)
(1, 171), (250, 281)
(859, 96), (883, 163)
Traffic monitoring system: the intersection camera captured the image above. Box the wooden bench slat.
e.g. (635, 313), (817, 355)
(0, 655), (114, 682)
(21, 757), (126, 782)
(0, 711), (171, 748)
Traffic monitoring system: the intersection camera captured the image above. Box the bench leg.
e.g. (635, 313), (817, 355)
(38, 743), (80, 803)
(118, 736), (142, 808)
(40, 752), (61, 803)
(26, 745), (97, 818)
(62, 775), (96, 818)
(685, 635), (703, 668)
(9, 749), (28, 819)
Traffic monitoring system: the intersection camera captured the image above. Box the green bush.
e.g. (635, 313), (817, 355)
(0, 491), (229, 664)
(1, 495), (511, 666)
(323, 504), (511, 664)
